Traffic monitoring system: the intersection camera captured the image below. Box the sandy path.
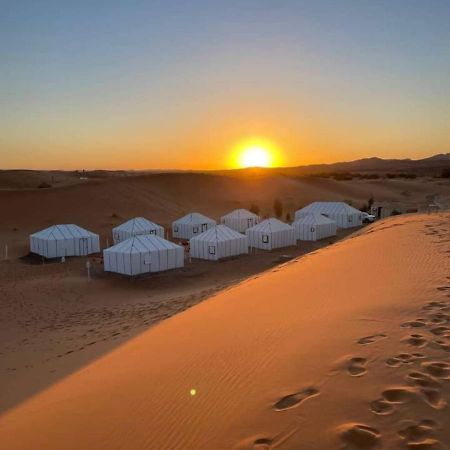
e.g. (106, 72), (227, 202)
(0, 231), (356, 415)
(0, 213), (448, 449)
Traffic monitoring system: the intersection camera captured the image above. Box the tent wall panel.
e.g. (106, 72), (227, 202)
(189, 225), (248, 260)
(172, 213), (216, 240)
(29, 225), (100, 259)
(295, 202), (362, 229)
(246, 219), (295, 250)
(104, 235), (184, 276)
(220, 209), (260, 233)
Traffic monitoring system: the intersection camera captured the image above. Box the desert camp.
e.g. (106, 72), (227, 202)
(2, 2), (450, 449)
(172, 212), (216, 240)
(104, 234), (184, 275)
(112, 217), (164, 243)
(246, 218), (296, 250)
(293, 213), (337, 241)
(29, 224), (100, 258)
(295, 201), (363, 228)
(189, 224), (248, 260)
(220, 208), (260, 233)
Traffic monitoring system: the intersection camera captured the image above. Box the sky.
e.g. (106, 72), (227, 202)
(1, 0), (449, 170)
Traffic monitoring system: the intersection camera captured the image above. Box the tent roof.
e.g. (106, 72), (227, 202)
(173, 212), (215, 225)
(293, 213), (336, 225)
(190, 225), (246, 243)
(30, 224), (97, 240)
(221, 209), (259, 220)
(297, 202), (362, 215)
(113, 217), (163, 233)
(248, 218), (293, 233)
(105, 235), (182, 254)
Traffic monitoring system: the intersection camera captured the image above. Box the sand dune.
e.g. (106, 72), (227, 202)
(0, 213), (448, 449)
(1, 171), (448, 259)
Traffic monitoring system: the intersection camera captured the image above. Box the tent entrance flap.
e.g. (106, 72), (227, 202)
(79, 238), (88, 256)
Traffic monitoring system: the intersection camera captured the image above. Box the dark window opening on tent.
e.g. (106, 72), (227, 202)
(193, 227), (199, 233)
(174, 226), (179, 232)
(262, 235), (269, 244)
(322, 213), (329, 218)
(349, 217), (353, 222)
(310, 227), (315, 232)
(208, 246), (216, 255)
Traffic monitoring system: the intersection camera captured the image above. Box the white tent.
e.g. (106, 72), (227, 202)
(112, 217), (164, 244)
(220, 209), (260, 233)
(172, 213), (216, 240)
(30, 224), (100, 258)
(293, 213), (337, 241)
(295, 202), (363, 228)
(190, 225), (248, 261)
(104, 235), (184, 276)
(246, 218), (296, 250)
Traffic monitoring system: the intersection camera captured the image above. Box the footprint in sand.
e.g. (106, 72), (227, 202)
(428, 314), (449, 326)
(398, 419), (443, 449)
(347, 357), (368, 376)
(421, 361), (450, 380)
(274, 387), (319, 411)
(419, 388), (446, 410)
(386, 353), (425, 368)
(357, 334), (387, 345)
(402, 334), (428, 348)
(423, 301), (448, 311)
(250, 437), (272, 449)
(381, 387), (416, 404)
(436, 286), (450, 291)
(370, 399), (395, 416)
(338, 423), (381, 450)
(401, 319), (427, 328)
(422, 301), (449, 311)
(406, 371), (441, 389)
(429, 326), (450, 337)
(428, 339), (450, 353)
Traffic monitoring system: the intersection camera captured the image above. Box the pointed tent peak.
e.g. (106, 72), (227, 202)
(114, 217), (163, 231)
(31, 224), (97, 238)
(297, 202), (362, 215)
(106, 234), (181, 253)
(174, 212), (216, 224)
(249, 218), (294, 232)
(293, 213), (336, 225)
(191, 224), (246, 242)
(221, 209), (259, 220)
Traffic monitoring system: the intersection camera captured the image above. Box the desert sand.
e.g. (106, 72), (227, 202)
(0, 212), (448, 449)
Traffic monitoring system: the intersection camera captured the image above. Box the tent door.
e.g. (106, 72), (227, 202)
(79, 238), (88, 256)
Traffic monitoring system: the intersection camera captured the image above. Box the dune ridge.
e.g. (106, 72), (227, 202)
(0, 213), (449, 449)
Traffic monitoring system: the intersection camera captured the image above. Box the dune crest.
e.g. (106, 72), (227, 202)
(0, 213), (449, 449)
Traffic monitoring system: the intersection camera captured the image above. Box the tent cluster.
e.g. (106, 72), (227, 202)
(29, 202), (364, 277)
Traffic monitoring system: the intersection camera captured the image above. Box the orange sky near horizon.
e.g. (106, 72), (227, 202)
(1, 2), (449, 171)
(2, 95), (446, 171)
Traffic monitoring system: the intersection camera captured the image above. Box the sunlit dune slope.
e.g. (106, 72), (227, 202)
(0, 213), (449, 449)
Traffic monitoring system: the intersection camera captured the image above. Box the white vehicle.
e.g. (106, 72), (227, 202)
(361, 212), (376, 223)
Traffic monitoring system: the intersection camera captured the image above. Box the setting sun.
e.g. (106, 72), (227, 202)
(240, 146), (271, 168)
(232, 139), (279, 169)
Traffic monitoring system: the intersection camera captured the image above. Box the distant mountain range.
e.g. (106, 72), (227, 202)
(213, 153), (450, 177)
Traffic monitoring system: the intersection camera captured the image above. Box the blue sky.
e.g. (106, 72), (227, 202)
(1, 0), (449, 169)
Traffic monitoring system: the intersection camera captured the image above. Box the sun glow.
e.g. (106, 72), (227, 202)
(240, 146), (271, 168)
(234, 140), (279, 168)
